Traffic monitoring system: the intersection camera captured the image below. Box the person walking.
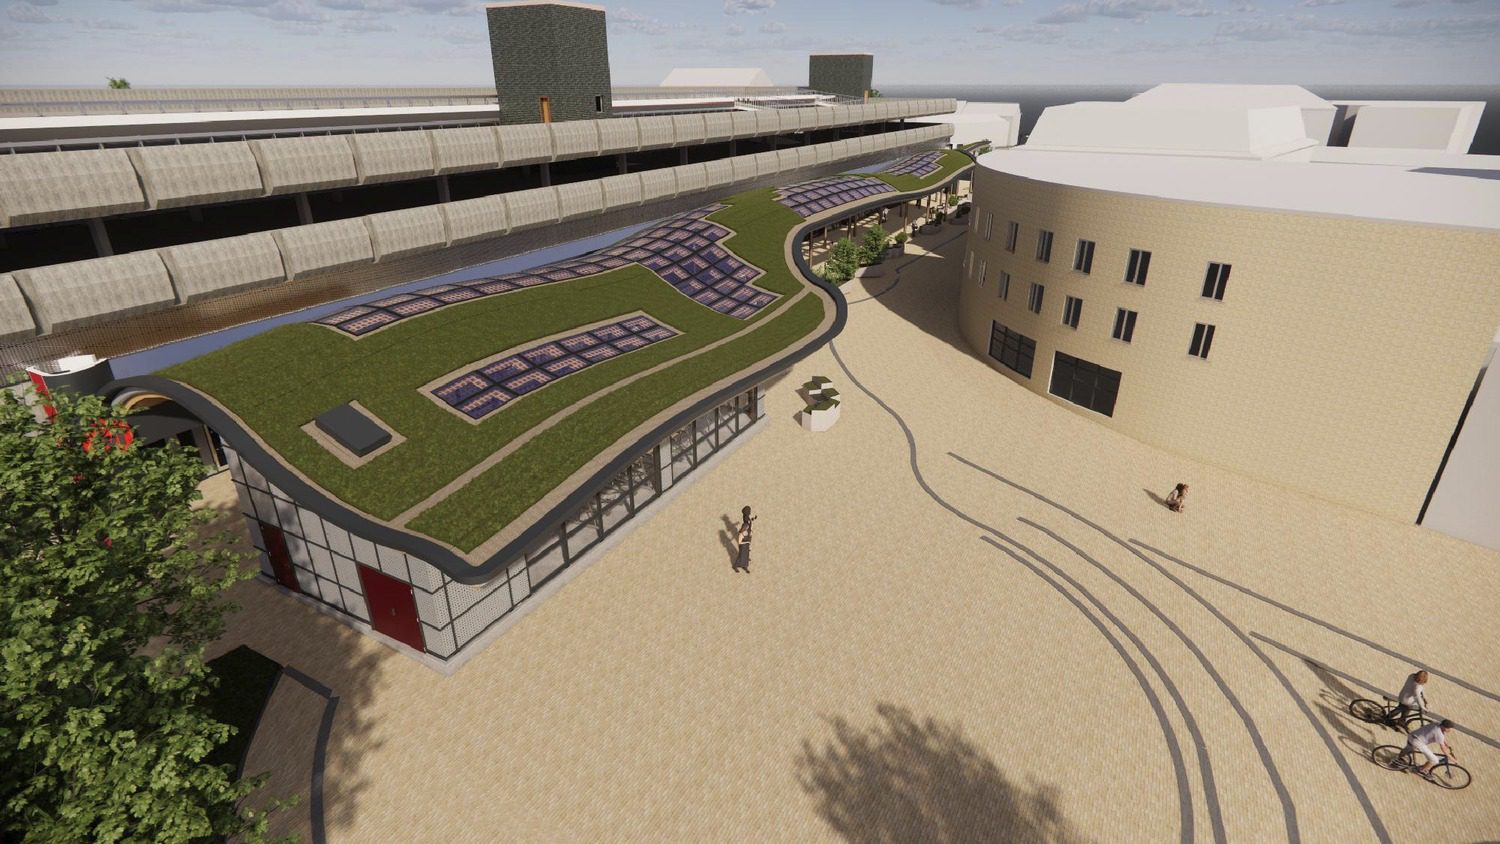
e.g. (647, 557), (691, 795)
(1165, 483), (1189, 513)
(735, 506), (755, 573)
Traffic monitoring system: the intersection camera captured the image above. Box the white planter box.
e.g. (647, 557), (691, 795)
(800, 402), (841, 432)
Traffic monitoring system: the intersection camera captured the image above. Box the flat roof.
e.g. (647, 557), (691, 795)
(0, 104), (497, 132)
(978, 147), (1500, 232)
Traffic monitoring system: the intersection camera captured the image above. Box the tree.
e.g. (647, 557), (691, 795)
(867, 88), (881, 99)
(0, 389), (276, 842)
(106, 78), (130, 89)
(858, 227), (889, 266)
(823, 237), (860, 284)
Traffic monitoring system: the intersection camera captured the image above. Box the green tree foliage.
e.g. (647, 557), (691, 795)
(823, 237), (860, 284)
(0, 389), (276, 842)
(858, 227), (889, 266)
(867, 89), (881, 98)
(106, 78), (130, 89)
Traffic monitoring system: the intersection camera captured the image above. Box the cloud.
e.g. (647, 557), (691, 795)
(1300, 0), (1344, 6)
(725, 23), (743, 35)
(1215, 17), (1289, 39)
(722, 0), (774, 14)
(927, 0), (990, 8)
(759, 20), (785, 32)
(7, 3), (60, 23)
(977, 21), (1066, 40)
(1290, 11), (1500, 36)
(337, 15), (394, 31)
(1036, 0), (1173, 24)
(1392, 0), (1426, 6)
(1175, 2), (1217, 15)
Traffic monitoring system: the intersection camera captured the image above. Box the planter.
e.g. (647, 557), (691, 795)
(800, 401), (841, 432)
(887, 244), (906, 257)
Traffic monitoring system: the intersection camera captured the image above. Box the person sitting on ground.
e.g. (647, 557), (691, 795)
(1165, 483), (1188, 513)
(1391, 669), (1430, 727)
(1405, 719), (1457, 779)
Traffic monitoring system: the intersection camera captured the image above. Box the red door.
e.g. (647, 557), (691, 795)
(260, 522), (300, 593)
(357, 565), (425, 652)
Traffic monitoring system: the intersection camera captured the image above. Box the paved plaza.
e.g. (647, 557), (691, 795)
(205, 228), (1500, 843)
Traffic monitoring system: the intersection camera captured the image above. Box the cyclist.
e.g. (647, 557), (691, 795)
(1405, 719), (1458, 780)
(1390, 670), (1430, 727)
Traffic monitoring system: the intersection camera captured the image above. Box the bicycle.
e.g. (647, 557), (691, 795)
(1348, 696), (1432, 732)
(1372, 745), (1471, 790)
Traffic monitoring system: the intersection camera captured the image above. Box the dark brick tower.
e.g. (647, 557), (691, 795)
(486, 1), (613, 125)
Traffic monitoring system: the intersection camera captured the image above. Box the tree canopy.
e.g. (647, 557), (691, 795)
(0, 389), (274, 842)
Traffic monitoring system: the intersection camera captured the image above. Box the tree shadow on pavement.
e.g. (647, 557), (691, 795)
(795, 703), (1090, 844)
(853, 232), (974, 357)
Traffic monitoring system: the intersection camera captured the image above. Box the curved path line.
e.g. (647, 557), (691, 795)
(826, 341), (1195, 844)
(1131, 539), (1500, 708)
(980, 535), (1206, 844)
(954, 452), (1391, 844)
(995, 526), (1227, 843)
(1250, 633), (1500, 752)
(279, 665), (338, 844)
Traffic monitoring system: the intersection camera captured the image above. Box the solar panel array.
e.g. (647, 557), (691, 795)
(315, 203), (778, 336)
(773, 176), (895, 218)
(591, 212), (777, 320)
(431, 316), (680, 420)
(886, 151), (945, 178)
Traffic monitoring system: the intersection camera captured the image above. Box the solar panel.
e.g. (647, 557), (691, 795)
(430, 316), (681, 420)
(772, 175), (897, 218)
(885, 151), (944, 178)
(320, 201), (777, 336)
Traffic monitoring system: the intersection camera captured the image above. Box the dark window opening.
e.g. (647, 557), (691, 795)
(1125, 248), (1150, 285)
(1063, 295), (1082, 329)
(1073, 239), (1094, 274)
(1049, 351), (1121, 417)
(1189, 322), (1216, 359)
(1036, 229), (1053, 263)
(1202, 262), (1230, 300)
(988, 321), (1036, 379)
(1112, 308), (1137, 343)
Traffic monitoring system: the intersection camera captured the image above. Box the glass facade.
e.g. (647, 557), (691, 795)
(226, 385), (764, 662)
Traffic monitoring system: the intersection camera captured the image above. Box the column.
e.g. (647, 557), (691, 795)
(86, 219), (114, 257)
(436, 175), (452, 203)
(754, 386), (765, 420)
(654, 440), (674, 491)
(294, 193), (314, 225)
(539, 163), (552, 187)
(616, 153), (628, 175)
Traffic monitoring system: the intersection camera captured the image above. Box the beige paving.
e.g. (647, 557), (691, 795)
(204, 232), (1500, 843)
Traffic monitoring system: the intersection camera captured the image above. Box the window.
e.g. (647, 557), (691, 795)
(983, 212), (994, 241)
(1202, 262), (1231, 300)
(997, 270), (1010, 300)
(1112, 308), (1138, 343)
(1005, 221), (1019, 253)
(1027, 282), (1045, 314)
(594, 95), (604, 113)
(977, 258), (987, 287)
(1036, 230), (1053, 263)
(1125, 249), (1151, 285)
(1189, 322), (1216, 359)
(988, 321), (1036, 378)
(1049, 351), (1122, 417)
(1062, 295), (1082, 329)
(1073, 239), (1095, 274)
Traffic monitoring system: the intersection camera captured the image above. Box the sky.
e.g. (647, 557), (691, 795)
(1, 0), (1498, 88)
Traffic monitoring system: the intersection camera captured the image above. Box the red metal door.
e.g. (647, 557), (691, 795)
(259, 522), (300, 593)
(357, 564), (425, 652)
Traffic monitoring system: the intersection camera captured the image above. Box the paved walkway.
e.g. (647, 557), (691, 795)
(207, 232), (1500, 842)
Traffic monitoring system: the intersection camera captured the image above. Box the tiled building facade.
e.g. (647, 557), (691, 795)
(959, 165), (1500, 523)
(228, 387), (763, 663)
(808, 54), (874, 101)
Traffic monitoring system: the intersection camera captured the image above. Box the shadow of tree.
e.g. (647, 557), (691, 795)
(795, 703), (1090, 844)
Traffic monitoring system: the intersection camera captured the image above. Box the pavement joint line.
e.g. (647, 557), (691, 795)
(1251, 632), (1500, 753)
(980, 534), (1200, 844)
(954, 448), (1398, 844)
(825, 340), (1194, 844)
(278, 665), (337, 844)
(1131, 538), (1500, 709)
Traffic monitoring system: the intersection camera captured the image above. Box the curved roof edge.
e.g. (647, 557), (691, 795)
(104, 153), (974, 585)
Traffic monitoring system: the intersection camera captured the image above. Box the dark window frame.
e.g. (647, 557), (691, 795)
(1073, 239), (1095, 274)
(1189, 322), (1216, 359)
(1036, 229), (1053, 263)
(1048, 350), (1122, 417)
(1202, 262), (1231, 300)
(1125, 248), (1151, 286)
(1005, 221), (1018, 252)
(1063, 295), (1082, 329)
(1027, 282), (1045, 314)
(1112, 308), (1138, 343)
(988, 321), (1037, 379)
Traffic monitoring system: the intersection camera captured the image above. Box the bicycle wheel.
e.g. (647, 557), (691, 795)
(1372, 745), (1408, 770)
(1349, 699), (1387, 724)
(1429, 762), (1472, 790)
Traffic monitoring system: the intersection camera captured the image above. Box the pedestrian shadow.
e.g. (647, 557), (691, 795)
(795, 702), (1088, 844)
(1142, 488), (1170, 509)
(719, 514), (740, 570)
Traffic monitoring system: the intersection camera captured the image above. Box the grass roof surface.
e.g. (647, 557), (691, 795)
(163, 149), (971, 554)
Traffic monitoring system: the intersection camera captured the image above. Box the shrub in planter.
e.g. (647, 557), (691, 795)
(859, 227), (889, 265)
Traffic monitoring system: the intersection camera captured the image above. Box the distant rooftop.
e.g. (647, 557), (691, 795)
(660, 68), (774, 88)
(979, 146), (1500, 232)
